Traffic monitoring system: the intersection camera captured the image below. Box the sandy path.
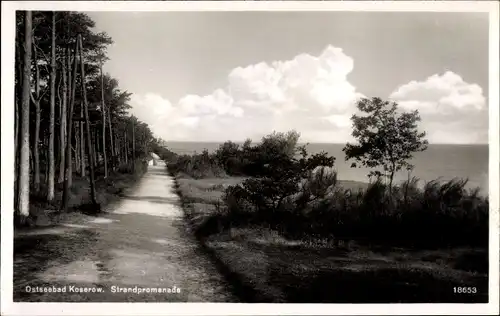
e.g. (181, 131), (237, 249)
(13, 164), (238, 302)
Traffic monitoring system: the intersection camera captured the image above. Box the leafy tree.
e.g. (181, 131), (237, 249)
(215, 141), (241, 174)
(242, 138), (252, 150)
(240, 130), (301, 177)
(343, 97), (428, 190)
(226, 131), (336, 217)
(259, 130), (300, 160)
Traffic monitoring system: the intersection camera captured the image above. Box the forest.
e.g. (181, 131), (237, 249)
(14, 11), (171, 227)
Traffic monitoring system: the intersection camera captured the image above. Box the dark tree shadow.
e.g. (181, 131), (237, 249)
(14, 229), (99, 302)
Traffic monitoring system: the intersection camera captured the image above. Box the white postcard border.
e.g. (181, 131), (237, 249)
(1, 1), (498, 315)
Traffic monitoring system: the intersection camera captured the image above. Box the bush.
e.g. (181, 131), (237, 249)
(208, 174), (488, 249)
(167, 130), (315, 179)
(215, 141), (243, 175)
(212, 141), (337, 236)
(168, 149), (227, 179)
(314, 178), (486, 248)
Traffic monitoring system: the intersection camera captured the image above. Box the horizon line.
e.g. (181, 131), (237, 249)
(162, 140), (489, 146)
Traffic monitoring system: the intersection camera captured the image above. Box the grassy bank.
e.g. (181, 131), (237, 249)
(16, 160), (148, 231)
(174, 173), (488, 303)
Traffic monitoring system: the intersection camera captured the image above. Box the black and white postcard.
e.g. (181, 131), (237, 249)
(1, 1), (499, 315)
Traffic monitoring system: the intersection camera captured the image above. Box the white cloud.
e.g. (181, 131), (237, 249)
(178, 89), (244, 118)
(390, 71), (486, 114)
(178, 116), (200, 128)
(389, 71), (487, 143)
(323, 114), (353, 129)
(130, 45), (364, 142)
(128, 93), (173, 129)
(130, 51), (486, 145)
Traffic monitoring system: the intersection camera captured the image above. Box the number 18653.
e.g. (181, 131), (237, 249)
(453, 287), (477, 294)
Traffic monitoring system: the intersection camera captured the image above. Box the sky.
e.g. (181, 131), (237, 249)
(87, 11), (489, 144)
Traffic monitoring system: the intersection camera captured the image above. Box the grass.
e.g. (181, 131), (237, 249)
(206, 230), (488, 303)
(174, 173), (489, 303)
(176, 175), (247, 204)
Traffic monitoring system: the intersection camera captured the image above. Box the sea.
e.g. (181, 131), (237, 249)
(165, 142), (489, 195)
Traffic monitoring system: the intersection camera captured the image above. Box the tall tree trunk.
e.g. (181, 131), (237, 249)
(56, 68), (62, 166)
(67, 44), (73, 188)
(93, 129), (98, 167)
(61, 38), (79, 212)
(132, 119), (136, 162)
(108, 110), (115, 170)
(97, 129), (101, 164)
(15, 92), (19, 180)
(59, 16), (69, 183)
(116, 135), (121, 165)
(116, 135), (120, 165)
(100, 63), (108, 178)
(15, 93), (19, 173)
(67, 38), (72, 108)
(124, 132), (128, 164)
(33, 103), (40, 190)
(44, 135), (49, 181)
(75, 123), (80, 174)
(117, 135), (121, 165)
(18, 11), (32, 222)
(121, 137), (125, 165)
(116, 136), (120, 165)
(123, 137), (126, 164)
(15, 41), (22, 170)
(78, 34), (97, 205)
(94, 129), (98, 162)
(80, 105), (85, 176)
(47, 11), (56, 201)
(32, 44), (41, 192)
(29, 147), (34, 171)
(58, 47), (68, 183)
(68, 125), (73, 188)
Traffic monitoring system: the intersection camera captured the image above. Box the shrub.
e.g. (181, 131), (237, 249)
(259, 130), (300, 159)
(168, 149), (227, 179)
(301, 177), (488, 248)
(215, 141), (243, 175)
(218, 140), (337, 235)
(211, 174), (488, 249)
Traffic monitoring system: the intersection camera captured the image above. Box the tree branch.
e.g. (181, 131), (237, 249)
(39, 85), (50, 101)
(57, 70), (62, 106)
(32, 39), (51, 65)
(30, 91), (36, 105)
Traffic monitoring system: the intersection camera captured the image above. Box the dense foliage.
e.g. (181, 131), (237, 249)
(168, 113), (488, 250)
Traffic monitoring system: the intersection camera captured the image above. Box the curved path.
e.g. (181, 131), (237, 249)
(13, 164), (238, 302)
